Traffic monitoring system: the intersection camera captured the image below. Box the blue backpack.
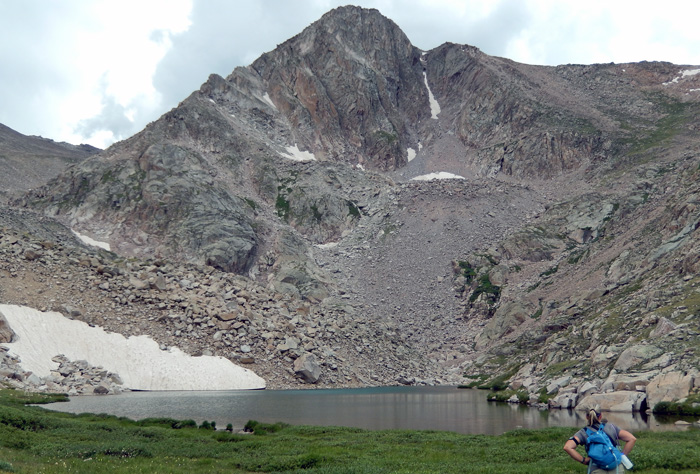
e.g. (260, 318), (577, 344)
(585, 423), (623, 470)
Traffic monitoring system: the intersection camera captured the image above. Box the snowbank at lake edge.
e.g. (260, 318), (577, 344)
(0, 304), (266, 390)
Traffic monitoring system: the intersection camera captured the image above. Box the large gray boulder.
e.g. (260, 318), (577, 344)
(646, 371), (695, 409)
(650, 317), (678, 338)
(613, 345), (663, 372)
(293, 352), (322, 384)
(576, 391), (647, 412)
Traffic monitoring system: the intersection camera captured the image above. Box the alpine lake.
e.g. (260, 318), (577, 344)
(43, 385), (681, 435)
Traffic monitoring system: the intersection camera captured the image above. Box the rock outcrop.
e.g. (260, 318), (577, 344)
(646, 371), (695, 409)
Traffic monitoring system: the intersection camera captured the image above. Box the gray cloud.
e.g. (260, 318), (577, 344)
(73, 78), (137, 144)
(153, 0), (324, 116)
(379, 0), (530, 54)
(0, 1), (82, 137)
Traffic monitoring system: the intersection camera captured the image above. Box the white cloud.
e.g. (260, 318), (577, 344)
(504, 0), (700, 66)
(0, 0), (192, 148)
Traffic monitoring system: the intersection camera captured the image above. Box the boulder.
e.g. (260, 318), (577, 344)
(129, 277), (150, 290)
(476, 301), (532, 348)
(613, 345), (663, 372)
(293, 352), (321, 384)
(0, 314), (15, 343)
(547, 375), (572, 394)
(578, 381), (600, 398)
(650, 317), (678, 338)
(550, 391), (578, 409)
(577, 391), (646, 412)
(601, 372), (655, 392)
(509, 363), (537, 390)
(646, 371), (694, 409)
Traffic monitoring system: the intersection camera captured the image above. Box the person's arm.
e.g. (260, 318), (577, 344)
(564, 437), (589, 465)
(618, 429), (636, 456)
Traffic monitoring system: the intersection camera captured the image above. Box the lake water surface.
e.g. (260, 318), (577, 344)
(43, 386), (671, 436)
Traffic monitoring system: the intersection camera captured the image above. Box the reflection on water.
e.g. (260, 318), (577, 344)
(43, 386), (679, 435)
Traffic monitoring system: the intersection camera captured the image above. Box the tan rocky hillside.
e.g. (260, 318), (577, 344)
(0, 123), (99, 199)
(2, 6), (699, 406)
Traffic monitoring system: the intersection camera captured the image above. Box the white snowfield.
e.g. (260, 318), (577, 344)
(411, 172), (465, 181)
(407, 147), (416, 162)
(663, 68), (700, 85)
(279, 144), (316, 162)
(423, 72), (441, 119)
(72, 229), (111, 251)
(262, 92), (277, 110)
(0, 304), (266, 391)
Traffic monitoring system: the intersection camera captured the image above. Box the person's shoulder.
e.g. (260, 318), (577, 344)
(571, 427), (588, 443)
(602, 422), (621, 436)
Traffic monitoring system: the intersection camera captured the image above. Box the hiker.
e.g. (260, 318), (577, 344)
(563, 407), (637, 472)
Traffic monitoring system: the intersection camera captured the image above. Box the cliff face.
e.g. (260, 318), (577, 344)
(249, 7), (429, 170)
(5, 6), (700, 400)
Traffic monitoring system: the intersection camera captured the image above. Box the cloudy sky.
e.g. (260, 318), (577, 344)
(2, 0), (700, 149)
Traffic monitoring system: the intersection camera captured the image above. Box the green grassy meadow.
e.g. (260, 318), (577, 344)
(0, 389), (698, 473)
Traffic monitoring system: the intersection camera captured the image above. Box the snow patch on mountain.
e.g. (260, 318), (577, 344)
(407, 147), (416, 162)
(423, 72), (441, 119)
(72, 229), (111, 251)
(280, 144), (316, 162)
(411, 172), (465, 181)
(663, 68), (700, 85)
(0, 304), (266, 391)
(262, 92), (277, 110)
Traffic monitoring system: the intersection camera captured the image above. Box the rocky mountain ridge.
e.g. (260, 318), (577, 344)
(2, 6), (700, 410)
(0, 123), (99, 199)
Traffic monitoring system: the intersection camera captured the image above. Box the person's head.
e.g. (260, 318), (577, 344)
(586, 406), (602, 427)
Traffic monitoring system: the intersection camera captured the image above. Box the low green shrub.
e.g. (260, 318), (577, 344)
(458, 260), (477, 284)
(653, 397), (700, 416)
(136, 417), (197, 429)
(199, 420), (216, 430)
(0, 406), (49, 432)
(469, 274), (501, 304)
(487, 389), (529, 404)
(537, 388), (552, 404)
(243, 420), (289, 435)
(347, 200), (361, 217)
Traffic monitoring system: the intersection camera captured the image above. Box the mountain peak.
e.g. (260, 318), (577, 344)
(243, 4), (426, 170)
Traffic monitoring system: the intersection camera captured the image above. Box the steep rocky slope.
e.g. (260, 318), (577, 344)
(3, 6), (700, 406)
(0, 123), (99, 198)
(0, 206), (435, 390)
